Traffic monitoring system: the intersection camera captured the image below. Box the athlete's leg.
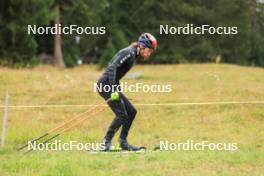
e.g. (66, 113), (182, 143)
(119, 93), (137, 140)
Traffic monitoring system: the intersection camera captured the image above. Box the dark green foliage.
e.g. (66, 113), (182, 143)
(98, 37), (116, 69)
(0, 0), (54, 67)
(0, 0), (263, 67)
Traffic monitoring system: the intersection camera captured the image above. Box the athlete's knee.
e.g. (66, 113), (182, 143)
(130, 108), (137, 119)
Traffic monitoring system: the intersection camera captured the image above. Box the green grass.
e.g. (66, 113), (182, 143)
(0, 64), (263, 175)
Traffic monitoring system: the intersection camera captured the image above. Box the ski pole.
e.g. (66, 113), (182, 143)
(18, 98), (110, 151)
(25, 102), (108, 153)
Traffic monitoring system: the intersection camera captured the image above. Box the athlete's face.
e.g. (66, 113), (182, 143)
(140, 47), (153, 60)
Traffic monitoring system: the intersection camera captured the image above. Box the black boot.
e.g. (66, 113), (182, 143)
(119, 139), (143, 151)
(101, 138), (111, 151)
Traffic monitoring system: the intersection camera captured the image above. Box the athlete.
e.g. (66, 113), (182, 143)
(97, 33), (157, 151)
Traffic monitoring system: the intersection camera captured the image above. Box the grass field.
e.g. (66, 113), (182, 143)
(0, 64), (263, 176)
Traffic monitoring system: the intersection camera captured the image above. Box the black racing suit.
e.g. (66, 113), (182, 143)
(97, 46), (139, 141)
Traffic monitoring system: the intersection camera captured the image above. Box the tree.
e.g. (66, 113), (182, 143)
(0, 0), (263, 67)
(53, 2), (65, 67)
(0, 0), (54, 66)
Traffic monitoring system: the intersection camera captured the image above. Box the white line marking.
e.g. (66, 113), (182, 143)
(0, 101), (263, 108)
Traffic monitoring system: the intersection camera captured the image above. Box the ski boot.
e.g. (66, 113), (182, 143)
(101, 138), (112, 151)
(119, 139), (146, 151)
